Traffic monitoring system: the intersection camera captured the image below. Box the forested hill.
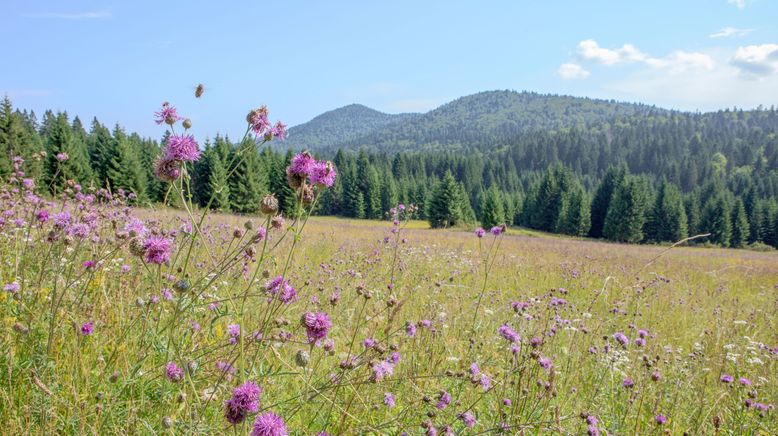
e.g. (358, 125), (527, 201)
(285, 104), (419, 152)
(286, 90), (666, 153)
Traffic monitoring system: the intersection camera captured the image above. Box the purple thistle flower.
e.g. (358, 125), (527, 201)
(265, 276), (297, 304)
(55, 152), (69, 162)
(498, 324), (520, 343)
(251, 411), (288, 436)
(165, 361), (184, 382)
(153, 156), (181, 182)
(720, 374), (734, 383)
(637, 329), (649, 338)
(436, 390), (451, 410)
(490, 225), (503, 235)
(502, 398), (512, 406)
(406, 322), (417, 337)
(634, 337), (646, 347)
(739, 377), (752, 386)
(142, 235), (172, 265)
(302, 311), (332, 344)
(67, 223), (90, 239)
(155, 102), (182, 125)
(80, 321), (94, 336)
(469, 362), (480, 376)
(538, 356), (553, 371)
(309, 160), (337, 188)
(383, 392), (396, 408)
(53, 211), (71, 229)
(363, 337), (376, 349)
(165, 134), (200, 162)
(371, 360), (394, 382)
(36, 209), (49, 222)
(655, 415), (667, 425)
(288, 151), (316, 178)
(479, 374), (491, 390)
(612, 332), (629, 347)
(622, 377), (634, 388)
(388, 352), (401, 365)
(248, 106), (271, 137)
(228, 324), (241, 344)
(271, 121), (287, 141)
(4, 282), (20, 293)
(474, 227), (485, 238)
(225, 381), (262, 425)
(460, 411), (476, 428)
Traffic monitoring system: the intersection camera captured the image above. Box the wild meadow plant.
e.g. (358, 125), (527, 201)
(1, 91), (776, 435)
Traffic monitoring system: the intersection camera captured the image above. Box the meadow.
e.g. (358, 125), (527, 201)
(1, 103), (777, 436)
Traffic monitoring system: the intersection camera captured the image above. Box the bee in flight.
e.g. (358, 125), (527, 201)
(194, 83), (205, 98)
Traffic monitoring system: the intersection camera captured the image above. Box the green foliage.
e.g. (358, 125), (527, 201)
(428, 171), (468, 228)
(479, 184), (505, 229)
(644, 180), (688, 243)
(603, 176), (650, 243)
(730, 199), (749, 248)
(701, 195), (732, 247)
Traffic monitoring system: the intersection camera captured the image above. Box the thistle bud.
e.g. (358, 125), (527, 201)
(182, 118), (192, 129)
(270, 215), (285, 230)
(301, 185), (315, 205)
(261, 194), (279, 215)
(295, 350), (310, 367)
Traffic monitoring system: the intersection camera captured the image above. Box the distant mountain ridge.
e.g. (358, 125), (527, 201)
(285, 90), (668, 154)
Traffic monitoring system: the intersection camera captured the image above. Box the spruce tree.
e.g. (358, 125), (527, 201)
(589, 165), (627, 238)
(603, 176), (649, 243)
(701, 195), (732, 247)
(427, 171), (463, 228)
(730, 199), (749, 248)
(556, 183), (591, 236)
(644, 180), (688, 243)
(228, 141), (265, 214)
(105, 125), (146, 200)
(43, 112), (93, 192)
(480, 184), (505, 229)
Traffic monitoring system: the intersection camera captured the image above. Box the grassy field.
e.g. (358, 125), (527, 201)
(2, 196), (777, 434)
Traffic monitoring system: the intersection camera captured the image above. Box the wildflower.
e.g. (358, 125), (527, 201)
(80, 321), (94, 335)
(363, 338), (376, 349)
(479, 374), (491, 390)
(436, 390), (451, 409)
(56, 152), (69, 162)
(265, 276), (297, 304)
(612, 332), (629, 347)
(460, 411), (476, 428)
(228, 324), (241, 344)
(216, 361), (235, 381)
(225, 381), (262, 425)
(388, 352), (402, 365)
(251, 411), (288, 436)
(739, 377), (751, 386)
(301, 312), (332, 344)
(474, 227), (485, 238)
(83, 260), (95, 269)
(4, 282), (20, 293)
(498, 324), (520, 343)
(142, 235), (172, 265)
(655, 415), (667, 425)
(35, 209), (49, 222)
(720, 374), (734, 383)
(651, 370), (661, 381)
(271, 121), (287, 141)
(384, 392), (396, 408)
(165, 362), (184, 382)
(67, 223), (90, 239)
(154, 156), (181, 182)
(638, 329), (649, 338)
(502, 398), (512, 406)
(260, 194), (279, 215)
(288, 151), (316, 178)
(155, 102), (182, 125)
(247, 106), (271, 137)
(310, 161), (337, 188)
(622, 377), (634, 388)
(490, 225), (503, 236)
(634, 337), (646, 347)
(165, 134), (200, 162)
(371, 360), (394, 382)
(538, 356), (553, 371)
(469, 362), (480, 375)
(406, 322), (417, 337)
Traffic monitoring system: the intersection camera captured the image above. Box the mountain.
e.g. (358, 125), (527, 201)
(286, 90), (667, 154)
(284, 104), (420, 152)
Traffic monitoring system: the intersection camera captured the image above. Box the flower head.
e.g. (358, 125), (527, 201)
(251, 411), (288, 436)
(310, 161), (337, 188)
(302, 311), (332, 344)
(498, 324), (520, 343)
(225, 381), (262, 425)
(720, 374), (734, 383)
(474, 227), (485, 238)
(142, 235), (173, 265)
(80, 321), (94, 336)
(383, 392), (396, 408)
(155, 102), (182, 125)
(165, 134), (200, 162)
(165, 361), (184, 382)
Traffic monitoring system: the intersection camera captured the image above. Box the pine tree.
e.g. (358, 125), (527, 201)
(228, 141), (266, 214)
(43, 112), (93, 192)
(603, 176), (650, 243)
(208, 149), (231, 211)
(644, 180), (688, 243)
(87, 118), (113, 185)
(730, 199), (749, 248)
(480, 184), (505, 229)
(365, 166), (382, 219)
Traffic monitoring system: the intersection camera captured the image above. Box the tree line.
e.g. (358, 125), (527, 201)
(1, 96), (777, 249)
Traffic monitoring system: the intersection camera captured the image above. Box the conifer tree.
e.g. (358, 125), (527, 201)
(603, 176), (649, 243)
(644, 180), (688, 243)
(105, 125), (146, 200)
(428, 171), (463, 228)
(730, 199), (749, 248)
(701, 195), (732, 247)
(589, 165), (627, 238)
(480, 184), (505, 229)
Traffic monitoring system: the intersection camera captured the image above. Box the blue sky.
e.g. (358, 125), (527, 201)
(2, 0), (778, 140)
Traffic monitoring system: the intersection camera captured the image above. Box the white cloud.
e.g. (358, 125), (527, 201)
(730, 44), (778, 78)
(23, 10), (111, 20)
(709, 27), (753, 38)
(728, 0), (747, 9)
(557, 63), (590, 80)
(571, 39), (714, 76)
(577, 39), (653, 65)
